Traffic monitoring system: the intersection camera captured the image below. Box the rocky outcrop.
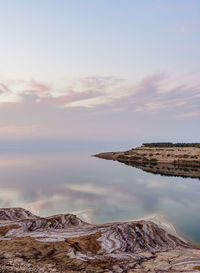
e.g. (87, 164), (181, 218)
(0, 208), (200, 272)
(94, 145), (200, 178)
(0, 207), (38, 221)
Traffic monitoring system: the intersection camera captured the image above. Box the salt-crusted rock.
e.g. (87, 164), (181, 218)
(0, 207), (200, 272)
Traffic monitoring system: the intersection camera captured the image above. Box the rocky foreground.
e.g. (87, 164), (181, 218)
(0, 208), (200, 272)
(94, 144), (200, 179)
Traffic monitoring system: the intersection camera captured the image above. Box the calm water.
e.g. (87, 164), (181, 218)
(0, 143), (200, 243)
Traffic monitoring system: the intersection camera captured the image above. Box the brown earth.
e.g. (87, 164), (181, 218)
(0, 208), (200, 272)
(94, 146), (200, 178)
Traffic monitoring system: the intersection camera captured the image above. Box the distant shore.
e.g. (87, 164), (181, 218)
(94, 143), (200, 179)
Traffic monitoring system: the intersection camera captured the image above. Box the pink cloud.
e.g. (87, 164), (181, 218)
(30, 79), (50, 92)
(0, 83), (11, 93)
(41, 90), (104, 105)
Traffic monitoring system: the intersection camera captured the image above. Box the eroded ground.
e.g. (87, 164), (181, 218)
(0, 208), (200, 272)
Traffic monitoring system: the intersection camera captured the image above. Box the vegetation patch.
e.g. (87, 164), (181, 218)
(142, 142), (200, 148)
(130, 156), (142, 161)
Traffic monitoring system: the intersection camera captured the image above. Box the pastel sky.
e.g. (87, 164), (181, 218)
(0, 0), (199, 143)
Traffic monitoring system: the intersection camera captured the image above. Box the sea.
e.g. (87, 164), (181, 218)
(0, 140), (199, 244)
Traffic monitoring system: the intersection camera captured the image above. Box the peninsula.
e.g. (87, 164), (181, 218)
(0, 207), (200, 272)
(95, 143), (200, 179)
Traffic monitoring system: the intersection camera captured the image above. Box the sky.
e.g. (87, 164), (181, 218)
(0, 0), (200, 144)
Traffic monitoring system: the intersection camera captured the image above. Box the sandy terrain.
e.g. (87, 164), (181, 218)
(95, 145), (200, 178)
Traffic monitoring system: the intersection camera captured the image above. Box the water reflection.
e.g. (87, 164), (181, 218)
(120, 161), (200, 179)
(0, 148), (200, 243)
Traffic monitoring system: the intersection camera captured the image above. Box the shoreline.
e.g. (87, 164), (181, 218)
(94, 144), (200, 179)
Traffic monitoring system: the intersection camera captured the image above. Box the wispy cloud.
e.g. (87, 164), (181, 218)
(0, 83), (11, 94)
(0, 74), (199, 121)
(30, 79), (50, 93)
(106, 74), (200, 119)
(0, 125), (38, 135)
(175, 111), (199, 119)
(0, 76), (123, 107)
(41, 90), (105, 106)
